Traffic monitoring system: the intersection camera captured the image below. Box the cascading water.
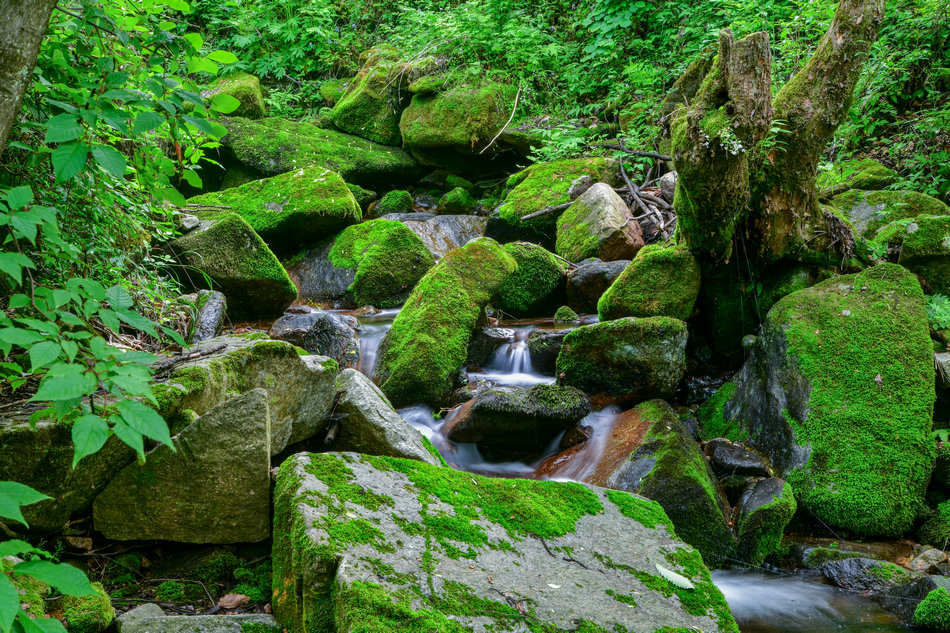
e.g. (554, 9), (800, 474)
(468, 326), (553, 387)
(353, 308), (401, 378)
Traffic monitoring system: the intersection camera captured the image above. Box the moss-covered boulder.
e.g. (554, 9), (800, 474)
(554, 305), (579, 323)
(2, 558), (49, 618)
(320, 77), (353, 106)
(374, 238), (518, 406)
(494, 242), (568, 316)
(598, 244), (701, 321)
(828, 189), (949, 239)
(57, 582), (115, 633)
(696, 382), (743, 441)
(377, 189), (414, 215)
(884, 214), (950, 296)
(288, 219), (434, 309)
(920, 501), (950, 548)
(721, 264), (935, 537)
(915, 587), (950, 630)
(588, 401), (735, 567)
(167, 214), (297, 320)
(437, 186), (476, 214)
(496, 157), (620, 235)
(735, 479), (796, 567)
(566, 258), (629, 314)
(187, 166), (361, 255)
(221, 117), (421, 186)
(878, 576), (950, 626)
(400, 81), (516, 154)
(817, 158), (899, 198)
(556, 183), (644, 262)
(556, 317), (687, 407)
(273, 451), (739, 633)
(202, 72), (266, 119)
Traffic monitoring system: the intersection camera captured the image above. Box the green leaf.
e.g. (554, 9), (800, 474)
(0, 540), (40, 558)
(29, 341), (61, 372)
(104, 71), (130, 87)
(16, 613), (68, 633)
(132, 112), (165, 136)
(51, 142), (89, 182)
(61, 340), (79, 362)
(0, 253), (34, 285)
(210, 93), (241, 114)
(181, 169), (203, 188)
(116, 311), (158, 337)
(116, 399), (173, 449)
(8, 295), (29, 310)
(207, 50), (239, 64)
(72, 415), (110, 467)
(0, 575), (18, 633)
(14, 560), (95, 596)
(112, 420), (145, 461)
(0, 328), (45, 347)
(44, 114), (83, 144)
(0, 482), (50, 527)
(6, 186), (34, 210)
(186, 57), (219, 75)
(161, 326), (186, 347)
(181, 114), (221, 137)
(91, 145), (127, 177)
(154, 187), (186, 206)
(30, 364), (97, 402)
(183, 32), (203, 51)
(97, 309), (121, 334)
(105, 285), (134, 310)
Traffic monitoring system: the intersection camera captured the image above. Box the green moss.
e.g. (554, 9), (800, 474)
(828, 189), (949, 239)
(598, 244), (701, 321)
(375, 238), (517, 406)
(400, 82), (516, 151)
(696, 382), (743, 441)
(895, 214), (950, 296)
(816, 158), (898, 196)
(445, 174), (474, 192)
(221, 116), (420, 186)
(346, 183), (376, 211)
(498, 157), (616, 230)
(3, 559), (48, 618)
(554, 305), (579, 323)
(803, 547), (863, 567)
(773, 264), (935, 536)
(915, 587), (950, 629)
(605, 489), (675, 532)
(184, 550), (240, 582)
(437, 187), (476, 214)
(240, 623), (281, 633)
(155, 581), (186, 602)
(736, 482), (796, 567)
(320, 77), (353, 106)
(865, 561), (916, 585)
(920, 500), (950, 548)
(408, 74), (448, 95)
(377, 190), (413, 215)
(495, 242), (567, 316)
(59, 582), (115, 633)
(604, 588), (638, 607)
(328, 219), (435, 308)
(420, 434), (448, 467)
(204, 72), (266, 119)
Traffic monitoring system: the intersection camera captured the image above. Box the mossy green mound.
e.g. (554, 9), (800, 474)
(920, 500), (950, 549)
(320, 77), (354, 106)
(400, 82), (516, 152)
(494, 242), (567, 316)
(437, 186), (476, 214)
(554, 305), (579, 323)
(375, 238), (517, 406)
(329, 219), (435, 308)
(203, 72), (266, 119)
(696, 382), (743, 441)
(598, 244), (701, 321)
(377, 189), (414, 215)
(187, 166), (361, 255)
(726, 264), (935, 536)
(221, 116), (421, 186)
(169, 214), (297, 320)
(916, 587), (950, 630)
(828, 189), (949, 239)
(497, 157), (618, 232)
(817, 158), (899, 197)
(58, 582), (115, 633)
(736, 480), (796, 567)
(881, 214), (950, 296)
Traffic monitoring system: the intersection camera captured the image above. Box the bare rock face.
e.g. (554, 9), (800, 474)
(272, 451), (738, 633)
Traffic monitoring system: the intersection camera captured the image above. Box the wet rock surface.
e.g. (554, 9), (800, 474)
(269, 310), (360, 369)
(565, 258), (629, 314)
(704, 438), (770, 478)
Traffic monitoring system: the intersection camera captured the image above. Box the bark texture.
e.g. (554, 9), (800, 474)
(0, 0), (56, 155)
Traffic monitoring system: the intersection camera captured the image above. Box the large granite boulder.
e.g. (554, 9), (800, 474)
(721, 264), (935, 536)
(93, 389), (272, 543)
(399, 214), (488, 260)
(598, 244), (701, 321)
(186, 166), (361, 255)
(272, 452), (738, 633)
(168, 214), (297, 321)
(287, 219), (434, 309)
(494, 242), (568, 317)
(556, 317), (687, 407)
(374, 238), (517, 406)
(269, 311), (360, 369)
(566, 258), (629, 314)
(556, 183), (644, 262)
(117, 603), (280, 633)
(220, 117), (421, 186)
(443, 384), (591, 452)
(151, 336), (337, 455)
(526, 329), (568, 374)
(828, 189), (949, 239)
(329, 369), (442, 465)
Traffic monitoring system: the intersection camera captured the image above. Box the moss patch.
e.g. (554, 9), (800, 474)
(494, 242), (567, 316)
(736, 482), (796, 567)
(915, 587), (950, 630)
(437, 187), (476, 214)
(377, 190), (414, 215)
(203, 72), (266, 119)
(696, 382), (743, 441)
(598, 244), (700, 321)
(816, 158), (898, 197)
(828, 189), (949, 239)
(400, 82), (516, 151)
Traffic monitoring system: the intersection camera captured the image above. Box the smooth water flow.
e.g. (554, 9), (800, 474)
(468, 326), (554, 387)
(353, 308), (401, 377)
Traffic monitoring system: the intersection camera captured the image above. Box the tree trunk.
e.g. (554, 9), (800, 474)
(0, 0), (56, 156)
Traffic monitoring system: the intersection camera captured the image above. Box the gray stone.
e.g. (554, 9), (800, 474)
(269, 311), (360, 369)
(566, 258), (629, 314)
(402, 214), (488, 260)
(179, 214), (201, 232)
(567, 175), (594, 200)
(936, 353), (950, 390)
(704, 438), (770, 478)
(285, 238), (356, 308)
(154, 336), (337, 454)
(821, 558), (919, 593)
(272, 452), (737, 633)
(93, 389), (271, 543)
(117, 604), (279, 633)
(556, 183), (644, 262)
(466, 327), (513, 367)
(907, 547), (948, 574)
(658, 172), (677, 203)
(526, 329), (567, 374)
(190, 290), (227, 344)
(330, 369), (440, 465)
(875, 575), (950, 624)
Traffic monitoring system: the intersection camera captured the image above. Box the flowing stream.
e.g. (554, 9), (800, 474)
(348, 309), (909, 633)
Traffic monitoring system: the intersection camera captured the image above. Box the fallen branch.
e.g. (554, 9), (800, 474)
(153, 343), (227, 375)
(519, 202), (571, 221)
(479, 81), (523, 155)
(594, 144), (672, 161)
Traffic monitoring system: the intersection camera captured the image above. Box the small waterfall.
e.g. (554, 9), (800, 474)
(352, 308), (401, 379)
(470, 326), (552, 387)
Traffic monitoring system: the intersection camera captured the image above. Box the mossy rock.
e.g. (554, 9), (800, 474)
(916, 587), (950, 630)
(735, 479), (796, 567)
(375, 238), (517, 406)
(598, 244), (701, 321)
(556, 317), (687, 407)
(723, 264), (935, 537)
(437, 186), (476, 214)
(696, 382), (744, 442)
(400, 81), (516, 153)
(2, 558), (49, 619)
(221, 116), (421, 186)
(320, 77), (354, 106)
(555, 183), (643, 263)
(168, 214), (297, 320)
(202, 72), (266, 119)
(891, 214), (950, 296)
(58, 582), (115, 633)
(497, 157), (619, 234)
(920, 500), (950, 549)
(554, 305), (579, 323)
(828, 189), (949, 239)
(817, 158), (899, 198)
(346, 183), (376, 211)
(329, 219), (435, 308)
(329, 47), (432, 145)
(494, 242), (568, 317)
(377, 189), (414, 215)
(187, 166), (361, 255)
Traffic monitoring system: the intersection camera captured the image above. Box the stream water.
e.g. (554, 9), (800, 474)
(347, 309), (911, 633)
